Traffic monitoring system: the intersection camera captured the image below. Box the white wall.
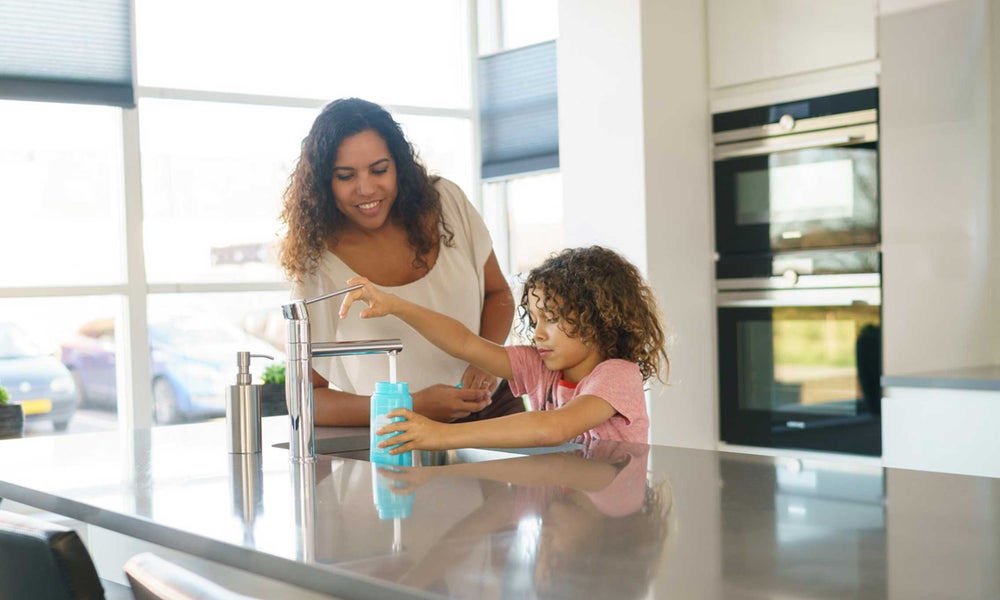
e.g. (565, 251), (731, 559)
(639, 2), (716, 449)
(557, 0), (648, 272)
(879, 0), (1000, 374)
(559, 0), (716, 449)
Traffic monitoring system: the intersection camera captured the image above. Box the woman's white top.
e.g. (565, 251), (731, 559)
(290, 178), (494, 395)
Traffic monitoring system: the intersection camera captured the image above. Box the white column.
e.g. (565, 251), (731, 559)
(558, 0), (716, 448)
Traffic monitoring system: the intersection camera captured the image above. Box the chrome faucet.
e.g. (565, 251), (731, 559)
(282, 285), (403, 463)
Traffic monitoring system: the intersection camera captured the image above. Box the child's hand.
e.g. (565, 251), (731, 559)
(376, 408), (449, 453)
(376, 465), (439, 494)
(338, 276), (395, 319)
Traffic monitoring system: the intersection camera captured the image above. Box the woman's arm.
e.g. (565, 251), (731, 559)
(377, 393), (618, 451)
(460, 251), (513, 391)
(340, 277), (514, 380)
(311, 369), (492, 425)
(478, 251), (514, 344)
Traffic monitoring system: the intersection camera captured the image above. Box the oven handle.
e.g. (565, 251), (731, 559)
(713, 123), (878, 160)
(717, 286), (881, 308)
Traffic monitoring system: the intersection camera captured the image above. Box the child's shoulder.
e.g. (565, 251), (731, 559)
(590, 358), (642, 378)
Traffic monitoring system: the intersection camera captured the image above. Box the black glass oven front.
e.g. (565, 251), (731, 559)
(717, 287), (881, 456)
(713, 88), (879, 255)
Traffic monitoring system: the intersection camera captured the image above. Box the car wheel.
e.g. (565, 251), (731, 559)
(53, 419), (71, 432)
(152, 377), (183, 425)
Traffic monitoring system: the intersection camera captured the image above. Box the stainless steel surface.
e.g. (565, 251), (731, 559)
(714, 122), (878, 160)
(281, 291), (403, 463)
(226, 383), (262, 454)
(226, 352), (274, 455)
(717, 286), (882, 307)
(715, 273), (882, 291)
(2, 419), (999, 600)
(311, 339), (404, 358)
(882, 364), (1000, 391)
(712, 108), (878, 145)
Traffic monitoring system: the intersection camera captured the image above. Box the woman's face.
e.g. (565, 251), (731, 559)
(331, 129), (399, 232)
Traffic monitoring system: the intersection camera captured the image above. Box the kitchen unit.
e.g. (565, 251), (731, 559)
(0, 416), (997, 599)
(713, 89), (883, 455)
(881, 366), (1000, 478)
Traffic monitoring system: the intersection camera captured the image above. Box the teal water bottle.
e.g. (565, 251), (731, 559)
(372, 467), (414, 520)
(370, 381), (413, 467)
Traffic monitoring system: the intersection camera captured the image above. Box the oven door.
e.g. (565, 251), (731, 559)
(717, 287), (882, 455)
(714, 126), (879, 254)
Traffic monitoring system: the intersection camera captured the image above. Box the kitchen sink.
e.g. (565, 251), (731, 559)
(275, 435), (583, 465)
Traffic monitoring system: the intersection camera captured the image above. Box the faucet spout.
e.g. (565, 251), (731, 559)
(282, 290), (402, 463)
(312, 339), (403, 358)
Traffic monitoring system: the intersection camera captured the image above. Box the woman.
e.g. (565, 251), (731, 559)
(279, 97), (521, 426)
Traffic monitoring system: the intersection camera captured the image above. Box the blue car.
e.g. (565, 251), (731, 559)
(61, 316), (282, 424)
(0, 322), (79, 432)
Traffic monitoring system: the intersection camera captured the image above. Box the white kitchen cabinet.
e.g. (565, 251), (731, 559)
(708, 0), (877, 89)
(882, 386), (1000, 479)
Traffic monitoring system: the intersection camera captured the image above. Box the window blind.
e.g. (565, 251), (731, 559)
(0, 0), (134, 107)
(479, 40), (558, 179)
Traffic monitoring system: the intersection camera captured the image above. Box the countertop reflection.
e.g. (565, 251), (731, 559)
(0, 417), (997, 599)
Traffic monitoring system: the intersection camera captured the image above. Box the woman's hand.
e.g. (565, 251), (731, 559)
(460, 364), (498, 394)
(377, 408), (451, 453)
(412, 384), (491, 422)
(338, 276), (396, 319)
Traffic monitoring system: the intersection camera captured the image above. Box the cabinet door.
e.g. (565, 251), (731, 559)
(709, 0), (877, 88)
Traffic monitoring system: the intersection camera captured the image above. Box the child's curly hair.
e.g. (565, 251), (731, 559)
(517, 246), (669, 382)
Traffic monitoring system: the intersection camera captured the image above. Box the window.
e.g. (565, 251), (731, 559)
(0, 101), (125, 286)
(483, 172), (563, 275)
(136, 0), (471, 109)
(477, 0), (562, 278)
(1, 3), (478, 436)
(139, 99), (315, 284)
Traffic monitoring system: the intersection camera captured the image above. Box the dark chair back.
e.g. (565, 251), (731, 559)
(0, 509), (107, 600)
(124, 552), (259, 600)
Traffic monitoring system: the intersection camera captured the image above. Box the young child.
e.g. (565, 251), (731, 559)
(338, 245), (669, 451)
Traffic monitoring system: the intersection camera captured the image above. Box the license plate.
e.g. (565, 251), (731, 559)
(20, 399), (52, 415)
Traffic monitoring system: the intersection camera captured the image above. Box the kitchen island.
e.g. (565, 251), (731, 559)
(0, 416), (997, 599)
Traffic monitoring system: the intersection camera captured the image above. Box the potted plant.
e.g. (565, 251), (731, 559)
(260, 363), (287, 417)
(0, 384), (24, 440)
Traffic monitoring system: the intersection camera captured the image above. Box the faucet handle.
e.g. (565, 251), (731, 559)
(303, 284), (363, 306)
(282, 284), (364, 320)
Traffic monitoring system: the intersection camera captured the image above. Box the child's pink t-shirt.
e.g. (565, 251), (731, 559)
(504, 345), (649, 444)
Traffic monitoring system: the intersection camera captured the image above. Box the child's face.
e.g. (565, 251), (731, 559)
(528, 288), (603, 383)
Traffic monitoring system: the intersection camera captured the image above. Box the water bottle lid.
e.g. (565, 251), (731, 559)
(374, 381), (409, 395)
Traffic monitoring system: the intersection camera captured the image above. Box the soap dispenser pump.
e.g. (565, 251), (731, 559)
(226, 352), (273, 454)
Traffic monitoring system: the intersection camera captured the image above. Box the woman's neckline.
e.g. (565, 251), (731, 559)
(324, 224), (442, 290)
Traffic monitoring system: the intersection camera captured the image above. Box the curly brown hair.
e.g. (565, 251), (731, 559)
(278, 98), (453, 281)
(517, 246), (669, 382)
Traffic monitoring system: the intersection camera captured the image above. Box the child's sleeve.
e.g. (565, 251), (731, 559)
(504, 346), (544, 410)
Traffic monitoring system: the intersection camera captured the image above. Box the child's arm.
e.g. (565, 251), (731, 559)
(338, 276), (513, 380)
(376, 393), (618, 451)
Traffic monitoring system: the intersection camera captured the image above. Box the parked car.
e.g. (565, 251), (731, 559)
(60, 315), (283, 424)
(0, 322), (79, 431)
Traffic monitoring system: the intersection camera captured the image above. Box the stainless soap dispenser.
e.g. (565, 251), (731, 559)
(226, 352), (273, 454)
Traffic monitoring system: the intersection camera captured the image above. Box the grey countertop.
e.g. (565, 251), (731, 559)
(0, 416), (998, 599)
(882, 364), (1000, 391)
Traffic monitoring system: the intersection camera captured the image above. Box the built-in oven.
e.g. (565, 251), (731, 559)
(713, 88), (882, 456)
(717, 275), (882, 456)
(713, 88), (879, 255)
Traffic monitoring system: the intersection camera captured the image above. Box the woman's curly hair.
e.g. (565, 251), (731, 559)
(278, 97), (453, 281)
(517, 246), (669, 382)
